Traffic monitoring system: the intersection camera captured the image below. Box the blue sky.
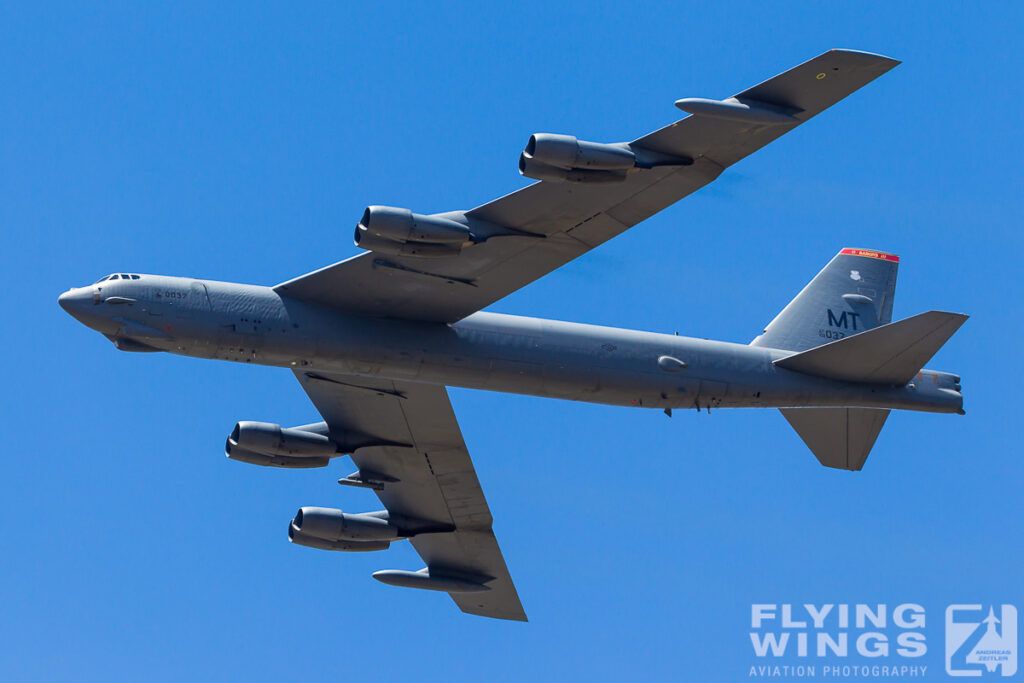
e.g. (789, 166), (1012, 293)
(3, 2), (1022, 681)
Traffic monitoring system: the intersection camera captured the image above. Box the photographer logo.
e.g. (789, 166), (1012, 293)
(946, 605), (1017, 677)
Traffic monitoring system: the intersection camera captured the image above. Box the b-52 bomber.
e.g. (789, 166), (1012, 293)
(59, 50), (966, 621)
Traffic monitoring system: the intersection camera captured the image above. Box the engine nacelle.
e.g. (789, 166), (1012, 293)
(359, 206), (471, 244)
(519, 155), (628, 184)
(353, 205), (471, 258)
(291, 506), (401, 542)
(519, 133), (636, 183)
(227, 421), (337, 459)
(354, 228), (462, 258)
(525, 133), (637, 170)
(225, 445), (329, 469)
(288, 524), (390, 552)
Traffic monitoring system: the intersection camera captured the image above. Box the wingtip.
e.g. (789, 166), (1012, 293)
(827, 48), (902, 66)
(458, 605), (529, 621)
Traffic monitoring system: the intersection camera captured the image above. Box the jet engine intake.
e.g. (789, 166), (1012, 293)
(291, 506), (401, 542)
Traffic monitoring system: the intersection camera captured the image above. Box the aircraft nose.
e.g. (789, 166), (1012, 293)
(58, 287), (92, 314)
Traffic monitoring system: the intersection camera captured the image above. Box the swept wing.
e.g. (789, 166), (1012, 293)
(275, 51), (900, 618)
(276, 50), (899, 323)
(293, 370), (527, 621)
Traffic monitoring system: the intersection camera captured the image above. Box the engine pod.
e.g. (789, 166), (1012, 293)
(228, 421), (336, 458)
(354, 227), (463, 258)
(359, 206), (471, 244)
(225, 445), (330, 469)
(291, 507), (401, 542)
(518, 155), (628, 184)
(288, 524), (390, 552)
(524, 134), (636, 170)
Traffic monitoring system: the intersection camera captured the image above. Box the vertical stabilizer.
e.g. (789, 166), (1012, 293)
(752, 248), (899, 352)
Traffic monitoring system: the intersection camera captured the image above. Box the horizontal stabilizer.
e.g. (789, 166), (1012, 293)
(774, 311), (967, 385)
(781, 408), (890, 471)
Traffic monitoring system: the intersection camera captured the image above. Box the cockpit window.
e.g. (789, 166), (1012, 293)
(93, 273), (140, 283)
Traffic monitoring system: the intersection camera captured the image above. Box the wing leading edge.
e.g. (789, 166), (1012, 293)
(275, 50), (899, 323)
(293, 370), (527, 621)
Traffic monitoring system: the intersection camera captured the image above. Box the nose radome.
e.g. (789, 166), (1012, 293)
(58, 289), (74, 312)
(58, 288), (90, 313)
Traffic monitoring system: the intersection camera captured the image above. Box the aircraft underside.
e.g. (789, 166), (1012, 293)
(58, 50), (965, 620)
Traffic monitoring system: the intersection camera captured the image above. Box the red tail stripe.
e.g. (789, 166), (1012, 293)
(840, 248), (899, 262)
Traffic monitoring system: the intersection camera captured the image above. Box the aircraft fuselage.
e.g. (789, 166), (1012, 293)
(59, 274), (963, 414)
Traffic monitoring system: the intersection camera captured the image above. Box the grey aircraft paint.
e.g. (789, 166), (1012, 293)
(58, 263), (964, 436)
(58, 50), (963, 621)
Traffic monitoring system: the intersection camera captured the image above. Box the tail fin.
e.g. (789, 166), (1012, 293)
(757, 249), (966, 471)
(780, 408), (890, 471)
(776, 310), (967, 470)
(752, 248), (899, 352)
